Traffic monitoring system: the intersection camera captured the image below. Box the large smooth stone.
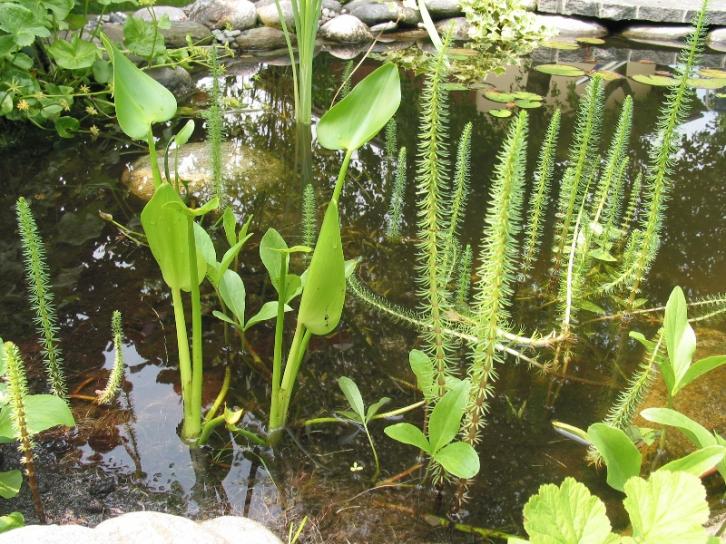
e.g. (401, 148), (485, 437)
(256, 0), (294, 28)
(132, 6), (188, 21)
(235, 26), (289, 49)
(346, 0), (420, 27)
(0, 512), (282, 543)
(146, 66), (194, 99)
(161, 21), (214, 48)
(320, 14), (373, 43)
(121, 141), (284, 200)
(708, 27), (726, 51)
(422, 0), (462, 19)
(533, 14), (607, 37)
(621, 24), (692, 41)
(188, 0), (258, 30)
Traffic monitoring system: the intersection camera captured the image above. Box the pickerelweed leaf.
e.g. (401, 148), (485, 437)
(0, 394), (75, 440)
(434, 441), (480, 479)
(101, 34), (176, 140)
(317, 63), (400, 151)
(409, 349), (435, 398)
(0, 470), (22, 499)
(219, 269), (246, 326)
(658, 445), (726, 477)
(384, 422), (430, 453)
(535, 64), (586, 77)
(428, 379), (470, 454)
(259, 228), (289, 296)
(521, 477), (614, 544)
(338, 376), (365, 421)
(663, 286), (696, 396)
(174, 119), (195, 147)
(140, 183), (206, 291)
(623, 471), (709, 544)
(298, 201), (346, 336)
(587, 423), (642, 492)
(679, 354), (726, 392)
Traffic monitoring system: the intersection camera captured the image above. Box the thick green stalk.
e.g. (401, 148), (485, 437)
(463, 111), (528, 445)
(332, 149), (353, 204)
(522, 109), (560, 275)
(187, 217), (204, 440)
(16, 197), (66, 399)
(147, 129), (162, 188)
(98, 310), (125, 405)
(171, 287), (196, 440)
(269, 255), (289, 438)
(4, 342), (45, 523)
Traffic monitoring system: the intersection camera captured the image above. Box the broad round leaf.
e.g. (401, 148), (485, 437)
(542, 40), (580, 50)
(483, 90), (515, 103)
(522, 477), (614, 544)
(384, 422), (430, 453)
(47, 37), (97, 70)
(576, 37), (605, 45)
(434, 441), (480, 479)
(587, 423), (642, 492)
(535, 64), (586, 77)
(489, 109), (513, 118)
(101, 34), (176, 140)
(630, 74), (677, 87)
(317, 63), (400, 151)
(298, 201), (346, 336)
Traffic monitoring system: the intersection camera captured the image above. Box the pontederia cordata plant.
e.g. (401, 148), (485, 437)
(15, 197), (66, 399)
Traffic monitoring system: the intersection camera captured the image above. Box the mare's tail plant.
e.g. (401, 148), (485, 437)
(207, 46), (225, 203)
(608, 2), (708, 306)
(462, 111), (529, 445)
(385, 118), (397, 168)
(302, 183), (317, 249)
(521, 109), (560, 277)
(455, 243), (473, 309)
(620, 172), (643, 235)
(4, 342), (45, 523)
(386, 146), (408, 241)
(97, 310), (126, 405)
(16, 197), (66, 399)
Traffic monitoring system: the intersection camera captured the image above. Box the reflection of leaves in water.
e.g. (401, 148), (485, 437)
(57, 207), (105, 246)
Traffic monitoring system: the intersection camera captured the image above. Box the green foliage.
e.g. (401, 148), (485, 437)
(97, 310), (126, 405)
(587, 423), (642, 492)
(463, 111), (528, 445)
(521, 109), (560, 275)
(385, 146), (408, 241)
(16, 197), (66, 398)
(0, 512), (24, 533)
(460, 0), (548, 55)
(385, 118), (397, 166)
(385, 380), (480, 480)
(513, 472), (713, 544)
(620, 172), (643, 234)
(302, 183), (317, 250)
(455, 244), (473, 309)
(207, 46), (225, 203)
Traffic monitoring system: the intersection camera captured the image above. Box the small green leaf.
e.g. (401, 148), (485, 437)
(678, 355), (726, 391)
(623, 471), (709, 544)
(522, 477), (614, 544)
(580, 300), (606, 314)
(47, 37), (97, 70)
(0, 394), (75, 439)
(101, 34), (176, 140)
(337, 376), (365, 422)
(663, 286), (696, 397)
(483, 90), (515, 103)
(0, 470), (22, 499)
(0, 511), (23, 533)
(317, 63), (401, 151)
(542, 40), (580, 50)
(428, 379), (470, 454)
(365, 397), (390, 422)
(535, 64), (586, 77)
(514, 100), (541, 109)
(434, 441), (480, 479)
(219, 270), (245, 326)
(92, 58), (111, 84)
(298, 201), (346, 336)
(384, 422), (430, 453)
(513, 91), (543, 101)
(54, 116), (80, 138)
(174, 119), (195, 147)
(589, 248), (617, 262)
(658, 445), (725, 477)
(212, 310), (239, 329)
(244, 301), (291, 330)
(259, 228), (288, 295)
(630, 74), (677, 87)
(587, 423), (642, 492)
(222, 207), (237, 247)
(489, 109), (513, 118)
(409, 349), (434, 397)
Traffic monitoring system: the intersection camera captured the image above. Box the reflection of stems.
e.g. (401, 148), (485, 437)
(171, 287), (195, 439)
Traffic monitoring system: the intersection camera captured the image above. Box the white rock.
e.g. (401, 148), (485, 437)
(188, 0), (258, 30)
(708, 27), (726, 44)
(0, 512), (282, 544)
(320, 14), (373, 43)
(621, 24), (691, 42)
(533, 14), (607, 37)
(132, 6), (188, 21)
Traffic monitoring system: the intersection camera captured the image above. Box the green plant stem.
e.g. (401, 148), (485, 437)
(364, 424), (381, 481)
(147, 129), (162, 188)
(304, 399), (426, 425)
(171, 287), (196, 440)
(269, 256), (289, 438)
(187, 217), (203, 441)
(332, 149), (353, 204)
(205, 366), (231, 422)
(198, 414), (225, 445)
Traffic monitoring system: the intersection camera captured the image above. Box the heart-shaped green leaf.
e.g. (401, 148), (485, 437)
(587, 423), (642, 492)
(317, 63), (400, 151)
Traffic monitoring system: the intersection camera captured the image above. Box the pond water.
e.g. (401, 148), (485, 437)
(1, 38), (725, 542)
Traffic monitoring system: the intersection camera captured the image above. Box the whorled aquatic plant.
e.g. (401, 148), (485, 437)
(386, 146), (408, 241)
(414, 42), (455, 401)
(16, 197), (66, 399)
(608, 3), (707, 304)
(97, 310), (126, 405)
(521, 109), (561, 275)
(551, 76), (604, 279)
(619, 172), (643, 235)
(207, 46), (225, 203)
(302, 183), (317, 249)
(385, 117), (398, 167)
(462, 111), (529, 445)
(4, 341), (45, 523)
(455, 243), (473, 310)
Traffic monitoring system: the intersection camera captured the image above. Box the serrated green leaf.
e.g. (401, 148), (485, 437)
(47, 37), (97, 70)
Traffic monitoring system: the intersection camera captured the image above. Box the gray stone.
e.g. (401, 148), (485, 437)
(423, 0), (461, 19)
(256, 0), (294, 28)
(320, 14), (373, 42)
(132, 6), (188, 21)
(434, 16), (471, 40)
(370, 20), (398, 31)
(160, 21), (213, 47)
(708, 27), (726, 43)
(0, 512), (282, 544)
(147, 66), (193, 99)
(122, 142), (284, 200)
(536, 0), (726, 25)
(520, 0), (536, 10)
(347, 1), (420, 27)
(533, 14), (607, 37)
(621, 24), (692, 41)
(188, 0), (258, 30)
(235, 26), (289, 49)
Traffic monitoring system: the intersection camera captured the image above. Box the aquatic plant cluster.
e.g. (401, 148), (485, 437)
(1, 0), (725, 540)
